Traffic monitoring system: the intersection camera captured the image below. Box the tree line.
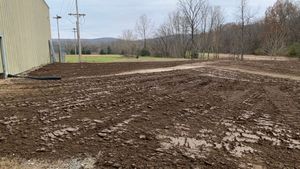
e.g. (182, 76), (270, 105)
(120, 0), (300, 58)
(60, 0), (300, 58)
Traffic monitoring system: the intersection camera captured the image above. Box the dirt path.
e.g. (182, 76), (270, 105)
(70, 62), (208, 80)
(117, 62), (206, 75)
(219, 54), (299, 61)
(208, 66), (300, 81)
(113, 61), (300, 81)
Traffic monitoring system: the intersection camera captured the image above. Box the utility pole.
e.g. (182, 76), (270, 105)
(73, 28), (77, 55)
(53, 15), (62, 63)
(69, 0), (85, 63)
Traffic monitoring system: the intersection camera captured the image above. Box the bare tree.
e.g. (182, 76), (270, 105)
(154, 11), (190, 58)
(62, 41), (74, 54)
(211, 6), (224, 59)
(262, 0), (300, 56)
(199, 5), (224, 59)
(236, 0), (254, 60)
(135, 14), (153, 50)
(170, 11), (190, 58)
(155, 23), (172, 57)
(239, 0), (246, 60)
(178, 0), (207, 58)
(206, 6), (216, 59)
(120, 29), (137, 56)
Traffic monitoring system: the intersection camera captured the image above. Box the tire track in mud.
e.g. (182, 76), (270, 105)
(264, 86), (300, 128)
(0, 61), (299, 168)
(66, 61), (300, 82)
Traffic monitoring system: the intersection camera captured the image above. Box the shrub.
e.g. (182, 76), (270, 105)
(107, 46), (112, 54)
(99, 49), (106, 55)
(70, 49), (77, 55)
(121, 50), (125, 55)
(191, 51), (198, 59)
(288, 43), (300, 57)
(82, 49), (91, 55)
(140, 48), (151, 56)
(254, 48), (265, 55)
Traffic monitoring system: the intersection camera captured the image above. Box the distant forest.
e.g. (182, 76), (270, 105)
(54, 0), (300, 58)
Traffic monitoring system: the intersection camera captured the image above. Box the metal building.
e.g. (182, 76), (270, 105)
(0, 0), (51, 77)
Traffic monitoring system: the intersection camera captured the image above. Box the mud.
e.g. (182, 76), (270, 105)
(0, 60), (299, 168)
(29, 61), (202, 78)
(212, 60), (300, 76)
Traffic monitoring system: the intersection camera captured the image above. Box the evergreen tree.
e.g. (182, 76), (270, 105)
(100, 49), (106, 55)
(107, 46), (112, 54)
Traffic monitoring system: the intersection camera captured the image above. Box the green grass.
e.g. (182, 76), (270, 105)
(65, 55), (186, 63)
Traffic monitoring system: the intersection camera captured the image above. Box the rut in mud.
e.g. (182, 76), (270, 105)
(0, 60), (299, 169)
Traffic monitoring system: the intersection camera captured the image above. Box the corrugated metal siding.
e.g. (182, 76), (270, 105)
(0, 0), (51, 74)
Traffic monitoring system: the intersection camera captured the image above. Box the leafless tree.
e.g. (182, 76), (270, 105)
(154, 11), (190, 58)
(178, 0), (207, 58)
(155, 23), (172, 57)
(262, 0), (300, 56)
(206, 6), (216, 59)
(120, 29), (137, 56)
(170, 11), (190, 58)
(263, 31), (287, 56)
(211, 6), (224, 59)
(62, 41), (74, 54)
(198, 5), (224, 59)
(236, 0), (254, 60)
(135, 14), (153, 49)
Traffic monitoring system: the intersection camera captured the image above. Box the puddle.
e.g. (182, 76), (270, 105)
(239, 163), (266, 169)
(261, 136), (281, 146)
(0, 157), (96, 169)
(221, 113), (300, 151)
(221, 119), (234, 127)
(231, 144), (255, 158)
(158, 135), (213, 149)
(241, 111), (256, 120)
(99, 115), (140, 135)
(197, 129), (213, 138)
(288, 139), (300, 149)
(157, 135), (213, 159)
(256, 118), (274, 130)
(157, 115), (300, 160)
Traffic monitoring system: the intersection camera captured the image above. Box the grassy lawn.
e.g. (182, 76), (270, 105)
(65, 55), (186, 63)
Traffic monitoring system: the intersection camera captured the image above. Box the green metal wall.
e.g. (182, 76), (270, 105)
(0, 0), (51, 74)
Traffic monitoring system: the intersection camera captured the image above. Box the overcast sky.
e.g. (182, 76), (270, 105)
(45, 0), (277, 39)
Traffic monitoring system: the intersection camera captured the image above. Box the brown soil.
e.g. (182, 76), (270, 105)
(0, 60), (299, 169)
(211, 60), (300, 76)
(29, 61), (201, 78)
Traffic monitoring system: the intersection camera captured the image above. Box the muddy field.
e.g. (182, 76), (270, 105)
(29, 61), (201, 78)
(0, 60), (299, 169)
(212, 60), (300, 76)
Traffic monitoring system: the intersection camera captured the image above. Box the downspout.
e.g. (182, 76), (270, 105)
(0, 36), (8, 79)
